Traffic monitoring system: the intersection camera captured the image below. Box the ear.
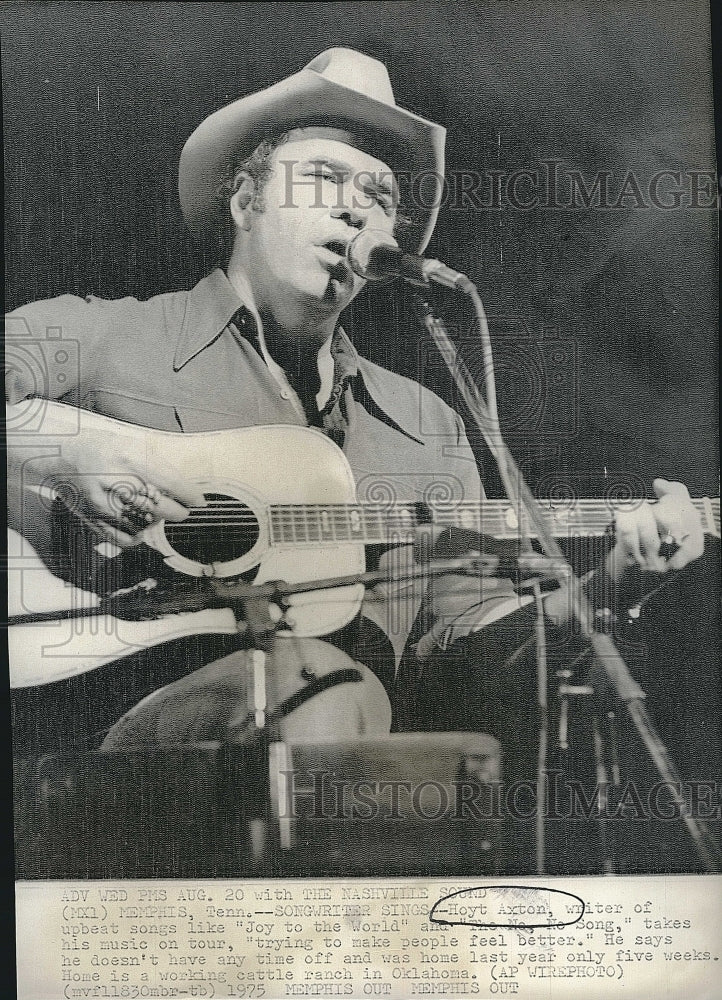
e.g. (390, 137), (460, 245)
(229, 172), (257, 232)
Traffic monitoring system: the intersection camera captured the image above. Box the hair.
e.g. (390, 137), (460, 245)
(213, 129), (415, 264)
(214, 131), (293, 262)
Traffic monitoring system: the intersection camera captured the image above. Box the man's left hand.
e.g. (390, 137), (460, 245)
(610, 478), (705, 576)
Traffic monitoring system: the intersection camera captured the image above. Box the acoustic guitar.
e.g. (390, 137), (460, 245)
(8, 405), (720, 688)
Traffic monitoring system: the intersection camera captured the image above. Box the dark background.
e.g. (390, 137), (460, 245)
(2, 0), (718, 496)
(2, 2), (720, 883)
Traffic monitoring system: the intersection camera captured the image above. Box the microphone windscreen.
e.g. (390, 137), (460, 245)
(346, 229), (400, 281)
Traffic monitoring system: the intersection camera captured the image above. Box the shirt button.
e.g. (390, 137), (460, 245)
(280, 389), (290, 400)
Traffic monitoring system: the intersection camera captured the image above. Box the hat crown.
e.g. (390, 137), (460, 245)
(305, 48), (396, 106)
(179, 46), (444, 253)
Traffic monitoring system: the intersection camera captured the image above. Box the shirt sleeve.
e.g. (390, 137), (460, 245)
(416, 410), (525, 653)
(5, 294), (105, 405)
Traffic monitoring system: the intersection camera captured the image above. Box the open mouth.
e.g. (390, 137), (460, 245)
(322, 239), (348, 260)
(318, 240), (351, 282)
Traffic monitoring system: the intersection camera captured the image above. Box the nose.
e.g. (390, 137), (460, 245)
(329, 203), (366, 230)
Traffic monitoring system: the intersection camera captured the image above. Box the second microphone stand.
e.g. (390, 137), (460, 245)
(411, 284), (720, 874)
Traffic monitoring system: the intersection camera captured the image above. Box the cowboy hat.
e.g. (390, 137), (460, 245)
(178, 47), (445, 253)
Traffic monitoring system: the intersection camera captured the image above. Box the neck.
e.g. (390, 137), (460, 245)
(259, 313), (330, 380)
(226, 256), (339, 360)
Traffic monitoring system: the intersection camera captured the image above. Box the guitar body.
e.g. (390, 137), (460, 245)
(9, 404), (721, 691)
(133, 420), (365, 635)
(10, 416), (365, 689)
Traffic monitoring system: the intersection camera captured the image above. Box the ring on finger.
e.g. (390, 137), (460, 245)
(136, 485), (159, 503)
(122, 503), (153, 526)
(662, 531), (689, 546)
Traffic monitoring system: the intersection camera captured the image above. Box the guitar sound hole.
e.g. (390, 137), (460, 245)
(164, 493), (260, 565)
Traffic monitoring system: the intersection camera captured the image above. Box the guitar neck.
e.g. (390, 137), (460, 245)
(268, 497), (721, 547)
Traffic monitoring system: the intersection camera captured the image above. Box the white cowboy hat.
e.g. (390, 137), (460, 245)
(178, 47), (445, 253)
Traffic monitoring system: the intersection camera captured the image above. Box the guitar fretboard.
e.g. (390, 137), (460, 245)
(268, 497), (721, 547)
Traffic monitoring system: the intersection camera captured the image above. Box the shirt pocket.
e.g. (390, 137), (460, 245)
(90, 390), (181, 431)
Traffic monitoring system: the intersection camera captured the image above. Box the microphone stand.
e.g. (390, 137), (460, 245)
(410, 285), (721, 874)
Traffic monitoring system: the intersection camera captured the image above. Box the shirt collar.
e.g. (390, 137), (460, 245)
(329, 325), (359, 383)
(172, 269), (422, 444)
(174, 268), (363, 378)
(173, 268), (246, 371)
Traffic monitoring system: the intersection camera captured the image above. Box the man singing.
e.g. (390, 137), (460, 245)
(6, 48), (704, 753)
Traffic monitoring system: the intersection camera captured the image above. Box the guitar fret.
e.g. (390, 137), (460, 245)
(317, 507), (331, 542)
(302, 506), (313, 544)
(268, 495), (721, 549)
(284, 508), (293, 544)
(348, 505), (363, 540)
(357, 505), (379, 542)
(294, 506), (306, 544)
(339, 505), (349, 542)
(370, 505), (386, 542)
(702, 497), (715, 537)
(276, 509), (283, 545)
(304, 505), (317, 543)
(331, 507), (346, 542)
(388, 505), (415, 542)
(280, 509), (291, 545)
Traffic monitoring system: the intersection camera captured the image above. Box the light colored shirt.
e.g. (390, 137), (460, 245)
(7, 269), (497, 676)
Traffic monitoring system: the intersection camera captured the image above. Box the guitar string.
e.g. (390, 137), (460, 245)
(168, 499), (720, 507)
(165, 499), (719, 516)
(167, 505), (718, 528)
(168, 502), (720, 520)
(175, 500), (720, 510)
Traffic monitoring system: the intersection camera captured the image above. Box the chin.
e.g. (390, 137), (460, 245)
(298, 273), (354, 311)
(323, 276), (356, 308)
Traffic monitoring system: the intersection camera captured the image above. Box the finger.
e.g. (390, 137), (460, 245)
(614, 510), (643, 567)
(120, 492), (158, 515)
(152, 494), (196, 523)
(666, 547), (690, 571)
(94, 521), (141, 549)
(101, 485), (159, 529)
(665, 527), (705, 570)
(85, 480), (127, 523)
(119, 479), (198, 524)
(667, 546), (704, 570)
(82, 484), (149, 536)
(653, 478), (690, 501)
(636, 503), (668, 572)
(149, 470), (207, 509)
(653, 493), (704, 569)
(413, 632), (438, 664)
(615, 508), (665, 573)
(102, 477), (155, 519)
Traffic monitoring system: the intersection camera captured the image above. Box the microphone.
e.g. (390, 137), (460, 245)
(346, 230), (472, 290)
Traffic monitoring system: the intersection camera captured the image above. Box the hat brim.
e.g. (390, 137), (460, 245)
(179, 65), (445, 253)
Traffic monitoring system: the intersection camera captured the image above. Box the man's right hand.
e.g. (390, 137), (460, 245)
(54, 431), (207, 546)
(7, 400), (206, 547)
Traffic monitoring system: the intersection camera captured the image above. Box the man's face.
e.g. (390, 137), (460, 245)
(240, 133), (399, 320)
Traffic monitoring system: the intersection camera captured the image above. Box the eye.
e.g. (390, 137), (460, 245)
(367, 190), (395, 216)
(306, 168), (340, 183)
